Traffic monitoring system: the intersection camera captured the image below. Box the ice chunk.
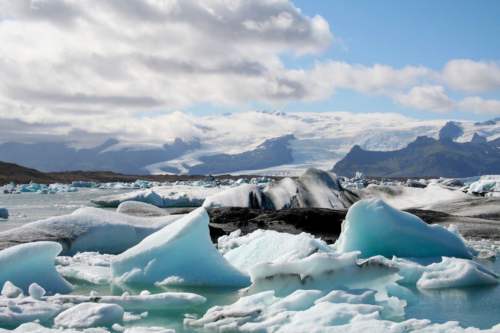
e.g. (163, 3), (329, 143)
(0, 242), (72, 295)
(335, 199), (472, 258)
(0, 208), (8, 220)
(111, 208), (250, 287)
(28, 283), (45, 300)
(220, 230), (332, 273)
(0, 297), (64, 327)
(417, 257), (498, 289)
(1, 282), (23, 299)
(54, 303), (123, 329)
(0, 208), (182, 255)
(116, 201), (168, 217)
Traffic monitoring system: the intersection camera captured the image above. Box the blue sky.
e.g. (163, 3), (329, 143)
(276, 0), (500, 120)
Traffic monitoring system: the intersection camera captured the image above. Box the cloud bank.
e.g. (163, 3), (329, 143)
(0, 0), (499, 145)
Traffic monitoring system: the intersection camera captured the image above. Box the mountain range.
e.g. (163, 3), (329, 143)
(1, 111), (499, 176)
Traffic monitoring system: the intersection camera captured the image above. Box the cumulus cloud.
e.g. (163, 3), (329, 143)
(395, 85), (454, 113)
(458, 97), (500, 115)
(443, 59), (500, 92)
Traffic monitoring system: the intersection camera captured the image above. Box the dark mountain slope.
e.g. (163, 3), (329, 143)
(333, 136), (500, 178)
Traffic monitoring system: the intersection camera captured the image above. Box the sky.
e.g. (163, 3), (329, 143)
(0, 0), (499, 145)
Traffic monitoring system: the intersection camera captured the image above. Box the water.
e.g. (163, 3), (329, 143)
(405, 259), (500, 329)
(1, 190), (499, 331)
(0, 189), (130, 231)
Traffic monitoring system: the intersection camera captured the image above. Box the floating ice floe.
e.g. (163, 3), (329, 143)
(335, 199), (473, 258)
(54, 303), (124, 329)
(185, 287), (500, 332)
(111, 207), (251, 287)
(0, 278), (205, 328)
(116, 201), (168, 217)
(0, 208), (183, 255)
(0, 242), (72, 295)
(0, 209), (8, 220)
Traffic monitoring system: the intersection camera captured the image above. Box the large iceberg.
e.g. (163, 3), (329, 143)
(0, 208), (182, 255)
(111, 208), (250, 287)
(204, 168), (358, 210)
(0, 242), (72, 295)
(335, 199), (472, 258)
(265, 168), (358, 209)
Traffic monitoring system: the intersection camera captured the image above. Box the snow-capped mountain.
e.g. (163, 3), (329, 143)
(1, 111), (500, 176)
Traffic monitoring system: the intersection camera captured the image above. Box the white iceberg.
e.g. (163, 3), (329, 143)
(335, 199), (472, 258)
(0, 242), (72, 295)
(0, 208), (182, 255)
(468, 175), (500, 195)
(220, 229), (332, 273)
(111, 207), (250, 287)
(54, 303), (123, 329)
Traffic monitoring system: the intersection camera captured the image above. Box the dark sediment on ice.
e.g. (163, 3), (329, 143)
(208, 207), (500, 243)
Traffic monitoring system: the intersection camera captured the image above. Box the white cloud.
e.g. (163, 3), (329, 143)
(458, 97), (500, 115)
(395, 85), (454, 113)
(443, 59), (500, 92)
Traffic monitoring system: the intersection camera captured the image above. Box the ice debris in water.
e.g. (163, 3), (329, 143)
(335, 199), (472, 258)
(0, 242), (72, 295)
(185, 288), (500, 332)
(111, 207), (250, 287)
(0, 280), (205, 328)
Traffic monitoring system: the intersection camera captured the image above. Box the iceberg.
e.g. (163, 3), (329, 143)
(265, 168), (358, 209)
(220, 229), (332, 273)
(468, 175), (500, 196)
(203, 168), (358, 210)
(54, 303), (124, 329)
(0, 209), (8, 220)
(335, 199), (472, 258)
(0, 208), (182, 255)
(0, 242), (72, 295)
(203, 184), (272, 209)
(111, 208), (250, 287)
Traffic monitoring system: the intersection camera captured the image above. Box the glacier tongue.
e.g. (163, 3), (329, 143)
(111, 207), (250, 287)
